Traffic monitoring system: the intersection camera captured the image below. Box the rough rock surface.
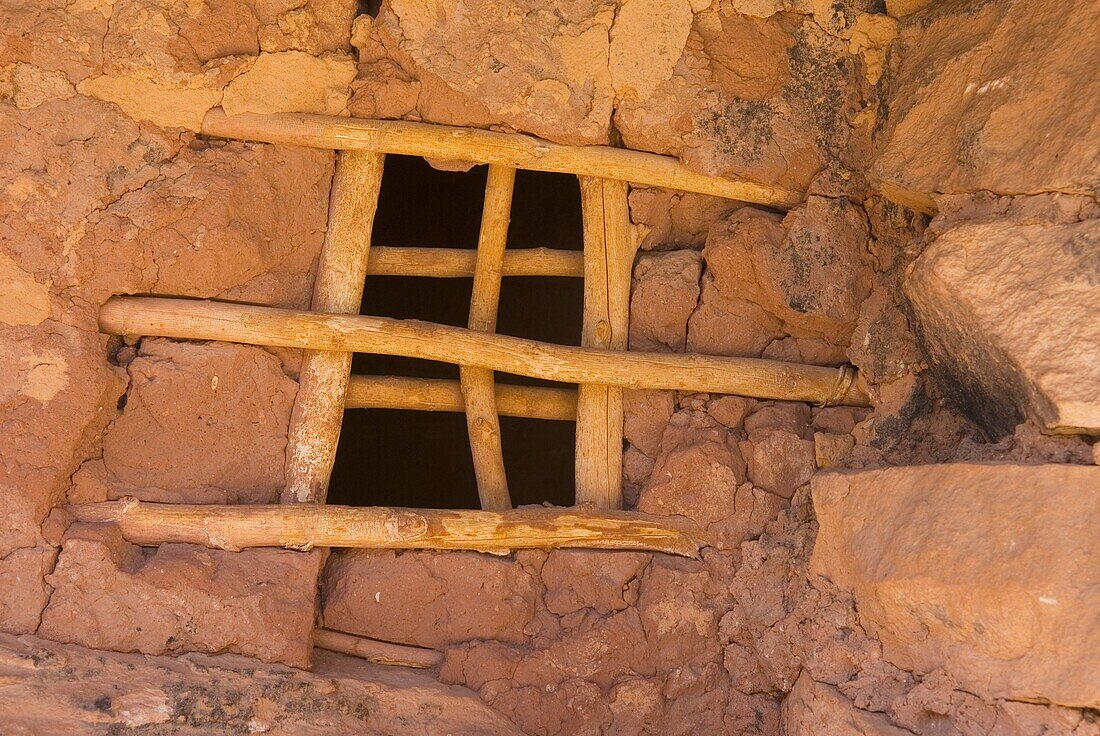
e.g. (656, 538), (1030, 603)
(783, 672), (913, 736)
(70, 340), (297, 505)
(812, 463), (1100, 707)
(629, 250), (703, 352)
(637, 409), (786, 549)
(52, 0), (359, 129)
(905, 218), (1100, 436)
(0, 81), (330, 638)
(2, 1), (1098, 734)
(40, 524), (323, 668)
(873, 0), (1100, 211)
(613, 3), (875, 193)
(369, 0), (616, 145)
(352, 0), (885, 193)
(701, 198), (873, 347)
(322, 550), (540, 649)
(0, 633), (524, 735)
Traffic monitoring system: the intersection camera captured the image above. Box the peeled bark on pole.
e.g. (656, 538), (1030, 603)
(67, 499), (704, 558)
(98, 297), (871, 407)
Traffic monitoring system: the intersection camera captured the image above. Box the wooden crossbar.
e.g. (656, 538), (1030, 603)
(98, 296), (871, 406)
(462, 165), (515, 510)
(367, 246), (583, 278)
(344, 376), (577, 420)
(284, 151), (385, 504)
(67, 499), (704, 558)
(575, 177), (635, 509)
(201, 109), (801, 209)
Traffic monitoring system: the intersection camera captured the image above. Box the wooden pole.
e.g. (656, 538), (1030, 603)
(201, 109), (801, 209)
(313, 629), (443, 669)
(344, 376), (577, 420)
(283, 151), (385, 504)
(462, 165), (515, 510)
(66, 499), (704, 557)
(100, 296), (872, 406)
(575, 177), (636, 509)
(367, 246), (583, 278)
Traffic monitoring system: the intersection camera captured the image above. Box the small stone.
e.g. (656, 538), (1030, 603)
(814, 432), (855, 469)
(740, 428), (816, 498)
(222, 51), (356, 117)
(706, 396), (757, 429)
(629, 251), (703, 352)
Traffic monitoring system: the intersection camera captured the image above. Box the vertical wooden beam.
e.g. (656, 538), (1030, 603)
(576, 177), (636, 509)
(460, 165), (516, 510)
(282, 151), (385, 504)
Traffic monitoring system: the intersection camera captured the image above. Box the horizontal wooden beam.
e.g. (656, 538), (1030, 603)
(313, 628), (442, 669)
(66, 499), (704, 557)
(367, 247), (583, 278)
(201, 109), (801, 209)
(345, 375), (577, 421)
(99, 296), (871, 407)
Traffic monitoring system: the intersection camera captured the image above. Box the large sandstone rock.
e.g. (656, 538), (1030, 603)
(70, 340), (297, 505)
(812, 463), (1100, 707)
(873, 0), (1100, 211)
(905, 219), (1100, 436)
(40, 524), (323, 668)
(0, 633), (524, 735)
(322, 550), (540, 649)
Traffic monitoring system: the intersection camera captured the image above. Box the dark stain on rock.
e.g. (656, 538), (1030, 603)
(696, 98), (775, 163)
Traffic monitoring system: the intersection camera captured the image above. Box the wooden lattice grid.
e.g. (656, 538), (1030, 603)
(89, 109), (869, 554)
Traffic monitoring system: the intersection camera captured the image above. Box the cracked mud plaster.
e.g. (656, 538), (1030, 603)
(58, 0), (360, 130)
(354, 0), (887, 188)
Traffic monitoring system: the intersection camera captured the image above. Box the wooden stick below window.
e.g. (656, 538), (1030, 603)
(99, 296), (872, 407)
(344, 376), (577, 420)
(313, 628), (443, 669)
(462, 165), (515, 511)
(66, 499), (704, 558)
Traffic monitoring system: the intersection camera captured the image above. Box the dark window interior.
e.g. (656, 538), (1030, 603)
(326, 155), (584, 509)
